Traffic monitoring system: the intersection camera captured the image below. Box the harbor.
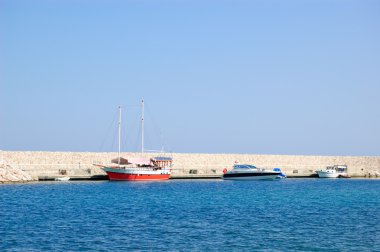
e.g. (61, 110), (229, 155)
(2, 0), (380, 251)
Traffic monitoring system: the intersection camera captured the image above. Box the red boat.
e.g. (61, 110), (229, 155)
(100, 157), (172, 181)
(96, 101), (173, 181)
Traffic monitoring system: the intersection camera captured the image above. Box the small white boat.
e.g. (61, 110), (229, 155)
(223, 164), (281, 180)
(316, 165), (348, 178)
(55, 176), (70, 181)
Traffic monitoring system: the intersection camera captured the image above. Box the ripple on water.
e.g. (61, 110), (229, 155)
(0, 179), (379, 251)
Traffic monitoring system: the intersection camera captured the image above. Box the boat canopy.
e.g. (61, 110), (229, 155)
(152, 157), (173, 161)
(233, 164), (257, 169)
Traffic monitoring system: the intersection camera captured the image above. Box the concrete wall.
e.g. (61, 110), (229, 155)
(1, 151), (380, 179)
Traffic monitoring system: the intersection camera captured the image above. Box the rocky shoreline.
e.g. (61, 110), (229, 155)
(0, 164), (35, 183)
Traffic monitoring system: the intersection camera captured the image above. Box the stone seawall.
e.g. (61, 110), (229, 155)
(1, 151), (380, 180)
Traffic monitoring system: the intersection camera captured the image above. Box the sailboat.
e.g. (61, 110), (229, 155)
(97, 100), (172, 181)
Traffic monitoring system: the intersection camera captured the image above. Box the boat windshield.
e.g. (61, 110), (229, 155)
(336, 165), (347, 172)
(233, 164), (257, 169)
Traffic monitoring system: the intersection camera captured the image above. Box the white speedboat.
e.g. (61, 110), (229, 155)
(273, 168), (287, 179)
(223, 164), (281, 180)
(316, 165), (348, 178)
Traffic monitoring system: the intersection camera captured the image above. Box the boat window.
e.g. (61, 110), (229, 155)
(234, 164), (256, 169)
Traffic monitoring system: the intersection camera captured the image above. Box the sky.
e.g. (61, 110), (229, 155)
(0, 0), (379, 156)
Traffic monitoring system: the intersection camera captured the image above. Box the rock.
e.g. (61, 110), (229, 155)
(0, 164), (35, 183)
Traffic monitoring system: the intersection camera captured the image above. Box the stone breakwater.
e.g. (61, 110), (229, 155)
(1, 151), (380, 181)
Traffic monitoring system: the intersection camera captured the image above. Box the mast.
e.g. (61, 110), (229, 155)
(141, 99), (144, 153)
(118, 106), (122, 165)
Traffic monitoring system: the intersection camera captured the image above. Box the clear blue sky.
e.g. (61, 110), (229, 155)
(1, 0), (379, 155)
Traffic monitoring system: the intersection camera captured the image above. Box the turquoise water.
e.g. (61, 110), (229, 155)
(0, 179), (379, 251)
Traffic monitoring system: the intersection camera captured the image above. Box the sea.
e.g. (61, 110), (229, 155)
(1, 179), (379, 251)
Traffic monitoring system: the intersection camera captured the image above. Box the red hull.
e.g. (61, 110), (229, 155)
(106, 171), (170, 181)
